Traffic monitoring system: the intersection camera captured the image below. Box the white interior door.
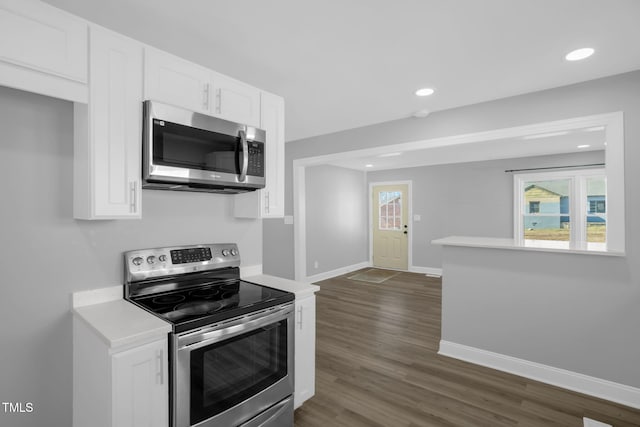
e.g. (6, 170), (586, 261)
(372, 184), (409, 270)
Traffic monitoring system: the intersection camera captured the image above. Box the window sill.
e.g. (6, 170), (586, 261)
(431, 236), (625, 257)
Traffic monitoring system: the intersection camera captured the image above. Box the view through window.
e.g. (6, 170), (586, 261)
(515, 169), (606, 250)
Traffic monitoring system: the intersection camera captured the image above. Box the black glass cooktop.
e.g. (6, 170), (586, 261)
(130, 279), (294, 333)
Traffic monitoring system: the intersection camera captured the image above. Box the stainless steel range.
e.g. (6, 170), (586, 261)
(124, 243), (295, 427)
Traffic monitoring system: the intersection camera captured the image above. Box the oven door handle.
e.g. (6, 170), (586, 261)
(178, 304), (293, 351)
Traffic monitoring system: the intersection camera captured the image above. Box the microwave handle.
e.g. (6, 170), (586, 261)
(238, 129), (248, 182)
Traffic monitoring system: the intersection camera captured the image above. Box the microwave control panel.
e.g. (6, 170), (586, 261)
(247, 141), (264, 177)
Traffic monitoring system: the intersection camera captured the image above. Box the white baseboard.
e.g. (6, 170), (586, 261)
(305, 261), (371, 283)
(438, 340), (640, 410)
(410, 266), (443, 277)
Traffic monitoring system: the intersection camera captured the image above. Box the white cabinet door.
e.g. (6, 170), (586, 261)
(0, 0), (88, 101)
(294, 294), (316, 408)
(74, 25), (143, 219)
(112, 339), (168, 427)
(144, 48), (260, 125)
(234, 91), (285, 218)
(260, 92), (285, 217)
(144, 47), (211, 114)
(211, 72), (261, 127)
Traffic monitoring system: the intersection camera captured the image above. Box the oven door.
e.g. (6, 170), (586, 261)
(173, 304), (294, 427)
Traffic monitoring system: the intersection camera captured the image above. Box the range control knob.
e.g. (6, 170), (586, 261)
(146, 256), (156, 264)
(222, 249), (230, 257)
(158, 254), (167, 263)
(132, 257), (144, 266)
(230, 248), (238, 256)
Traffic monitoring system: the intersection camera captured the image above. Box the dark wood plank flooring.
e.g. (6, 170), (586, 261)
(294, 269), (640, 427)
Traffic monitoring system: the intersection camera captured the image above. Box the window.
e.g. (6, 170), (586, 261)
(589, 200), (606, 214)
(514, 169), (606, 251)
(378, 191), (402, 230)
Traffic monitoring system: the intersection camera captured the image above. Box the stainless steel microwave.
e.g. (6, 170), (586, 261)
(142, 100), (266, 193)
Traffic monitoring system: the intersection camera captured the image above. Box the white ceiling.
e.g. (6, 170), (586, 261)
(43, 0), (640, 142)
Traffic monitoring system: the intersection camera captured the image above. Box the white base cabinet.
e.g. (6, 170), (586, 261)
(73, 318), (168, 427)
(294, 293), (317, 409)
(73, 25), (143, 219)
(241, 275), (319, 409)
(112, 340), (168, 427)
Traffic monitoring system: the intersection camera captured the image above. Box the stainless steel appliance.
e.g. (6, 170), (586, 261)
(124, 244), (294, 427)
(142, 101), (266, 193)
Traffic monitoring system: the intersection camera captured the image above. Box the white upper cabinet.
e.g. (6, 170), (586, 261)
(0, 0), (88, 102)
(235, 91), (285, 218)
(74, 25), (143, 219)
(144, 47), (212, 115)
(211, 71), (261, 127)
(144, 47), (260, 126)
(1, 2), (283, 220)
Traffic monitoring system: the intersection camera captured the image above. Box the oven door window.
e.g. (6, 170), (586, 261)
(153, 119), (240, 174)
(190, 320), (288, 425)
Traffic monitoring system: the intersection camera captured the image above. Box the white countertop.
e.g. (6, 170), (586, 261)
(244, 274), (320, 297)
(71, 274), (318, 349)
(72, 286), (171, 350)
(432, 236), (625, 257)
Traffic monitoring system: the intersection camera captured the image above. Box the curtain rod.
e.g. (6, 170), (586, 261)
(504, 163), (604, 173)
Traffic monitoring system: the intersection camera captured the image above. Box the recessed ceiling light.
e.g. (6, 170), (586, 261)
(577, 144), (591, 149)
(378, 152), (402, 158)
(565, 48), (595, 61)
(415, 88), (435, 97)
(365, 164), (373, 168)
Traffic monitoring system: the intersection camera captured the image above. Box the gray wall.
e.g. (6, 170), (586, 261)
(264, 70), (640, 277)
(263, 69), (640, 389)
(440, 246), (639, 388)
(367, 151), (605, 270)
(305, 165), (368, 276)
(0, 86), (262, 427)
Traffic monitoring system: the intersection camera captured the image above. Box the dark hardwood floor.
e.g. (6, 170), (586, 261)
(293, 269), (640, 427)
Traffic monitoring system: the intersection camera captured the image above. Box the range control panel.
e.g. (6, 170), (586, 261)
(170, 247), (212, 264)
(124, 243), (240, 283)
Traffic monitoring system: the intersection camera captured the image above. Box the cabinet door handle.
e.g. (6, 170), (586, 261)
(129, 181), (137, 214)
(202, 83), (210, 111)
(216, 88), (222, 114)
(156, 349), (164, 385)
(264, 191), (270, 214)
(297, 306), (303, 330)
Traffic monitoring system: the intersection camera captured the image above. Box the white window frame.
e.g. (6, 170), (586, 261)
(514, 168), (606, 251)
